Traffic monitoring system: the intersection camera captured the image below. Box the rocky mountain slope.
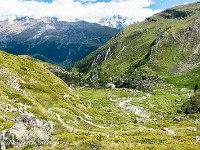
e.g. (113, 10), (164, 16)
(71, 2), (200, 90)
(0, 17), (119, 68)
(99, 15), (136, 29)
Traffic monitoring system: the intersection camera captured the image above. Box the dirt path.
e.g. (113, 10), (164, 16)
(48, 108), (102, 134)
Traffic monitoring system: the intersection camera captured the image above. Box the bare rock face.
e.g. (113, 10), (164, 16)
(0, 115), (54, 150)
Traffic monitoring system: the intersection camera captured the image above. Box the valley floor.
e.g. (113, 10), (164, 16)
(23, 87), (200, 149)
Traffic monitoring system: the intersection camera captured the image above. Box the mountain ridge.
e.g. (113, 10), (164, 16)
(0, 17), (119, 68)
(71, 1), (200, 90)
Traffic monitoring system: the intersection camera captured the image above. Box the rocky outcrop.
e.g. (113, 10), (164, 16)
(0, 115), (54, 150)
(182, 90), (200, 114)
(46, 65), (88, 87)
(145, 17), (157, 22)
(160, 9), (191, 19)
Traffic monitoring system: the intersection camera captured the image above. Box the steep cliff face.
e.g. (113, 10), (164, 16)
(0, 17), (119, 68)
(72, 2), (200, 89)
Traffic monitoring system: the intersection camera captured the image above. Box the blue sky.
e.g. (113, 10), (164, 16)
(149, 0), (197, 10)
(1, 0), (198, 23)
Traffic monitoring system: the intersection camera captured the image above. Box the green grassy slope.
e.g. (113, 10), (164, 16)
(0, 49), (142, 137)
(1, 50), (200, 149)
(0, 50), (85, 132)
(71, 2), (200, 89)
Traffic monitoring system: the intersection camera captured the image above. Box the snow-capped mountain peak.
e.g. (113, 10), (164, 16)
(99, 15), (136, 29)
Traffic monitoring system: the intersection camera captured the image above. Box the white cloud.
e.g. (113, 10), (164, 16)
(0, 0), (162, 23)
(79, 0), (97, 2)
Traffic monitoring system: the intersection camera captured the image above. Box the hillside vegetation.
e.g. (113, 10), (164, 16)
(1, 2), (200, 150)
(0, 50), (200, 149)
(72, 2), (200, 90)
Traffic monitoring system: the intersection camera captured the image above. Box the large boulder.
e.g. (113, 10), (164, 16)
(0, 115), (54, 150)
(0, 122), (29, 149)
(105, 83), (116, 89)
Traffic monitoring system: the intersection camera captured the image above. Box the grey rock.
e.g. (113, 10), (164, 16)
(0, 122), (29, 149)
(134, 118), (145, 124)
(105, 83), (116, 89)
(134, 118), (139, 123)
(138, 126), (146, 130)
(0, 115), (54, 150)
(161, 128), (174, 134)
(177, 109), (182, 114)
(91, 144), (99, 150)
(153, 118), (158, 121)
(174, 117), (182, 122)
(196, 136), (200, 142)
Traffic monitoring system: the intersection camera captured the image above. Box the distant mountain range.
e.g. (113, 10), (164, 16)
(67, 15), (136, 29)
(0, 17), (119, 68)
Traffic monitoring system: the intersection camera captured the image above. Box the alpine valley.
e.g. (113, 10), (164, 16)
(0, 1), (200, 150)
